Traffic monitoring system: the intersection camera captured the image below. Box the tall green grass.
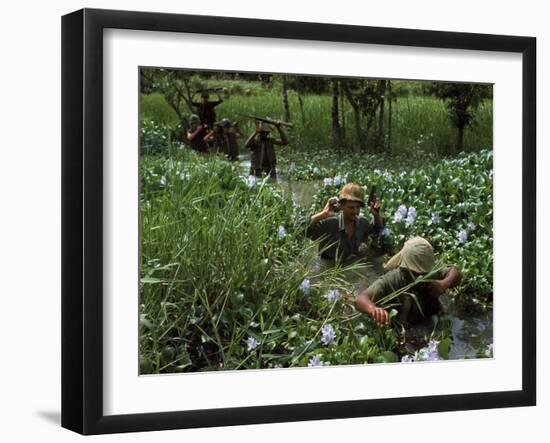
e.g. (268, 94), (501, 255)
(139, 151), (395, 373)
(141, 83), (492, 154)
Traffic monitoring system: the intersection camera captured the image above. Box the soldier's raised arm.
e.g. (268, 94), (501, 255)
(244, 126), (258, 149)
(273, 123), (288, 146)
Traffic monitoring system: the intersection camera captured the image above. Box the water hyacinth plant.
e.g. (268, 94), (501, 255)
(140, 150), (403, 373)
(140, 74), (493, 375)
(311, 149), (493, 307)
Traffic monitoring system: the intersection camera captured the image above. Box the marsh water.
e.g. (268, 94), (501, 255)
(239, 154), (493, 359)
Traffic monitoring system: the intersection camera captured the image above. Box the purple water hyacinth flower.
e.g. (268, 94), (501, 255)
(308, 355), (324, 367)
(313, 167), (320, 174)
(427, 339), (440, 353)
(278, 225), (287, 239)
(326, 289), (341, 303)
(404, 207), (416, 227)
(381, 227), (391, 237)
(333, 175), (343, 186)
(323, 177), (333, 187)
(467, 222), (476, 232)
(401, 354), (416, 363)
(398, 204), (408, 216)
(300, 278), (311, 294)
(417, 340), (441, 361)
(458, 229), (468, 243)
(384, 172), (393, 183)
(393, 205), (408, 223)
(418, 348), (439, 362)
(321, 324), (336, 345)
(246, 336), (260, 351)
(430, 213), (440, 225)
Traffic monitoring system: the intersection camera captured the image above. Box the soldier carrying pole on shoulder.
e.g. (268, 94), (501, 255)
(244, 116), (290, 180)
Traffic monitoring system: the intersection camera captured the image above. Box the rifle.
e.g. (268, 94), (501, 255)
(367, 185), (377, 207)
(241, 114), (294, 128)
(195, 87), (223, 94)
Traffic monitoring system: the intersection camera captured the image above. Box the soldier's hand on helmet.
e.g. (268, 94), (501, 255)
(366, 304), (390, 327)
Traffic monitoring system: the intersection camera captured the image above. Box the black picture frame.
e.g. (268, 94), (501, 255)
(61, 8), (536, 435)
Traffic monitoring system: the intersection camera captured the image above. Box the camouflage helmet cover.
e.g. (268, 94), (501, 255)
(219, 118), (232, 128)
(338, 183), (365, 206)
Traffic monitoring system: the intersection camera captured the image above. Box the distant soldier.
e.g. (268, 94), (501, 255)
(355, 236), (461, 325)
(244, 120), (288, 180)
(207, 118), (242, 161)
(186, 114), (209, 153)
(192, 89), (224, 130)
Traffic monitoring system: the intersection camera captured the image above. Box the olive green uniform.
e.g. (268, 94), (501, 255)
(306, 212), (382, 260)
(192, 100), (223, 129)
(217, 132), (239, 161)
(369, 266), (451, 322)
(248, 136), (277, 178)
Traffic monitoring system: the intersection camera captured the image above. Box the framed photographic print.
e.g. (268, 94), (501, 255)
(62, 8), (536, 435)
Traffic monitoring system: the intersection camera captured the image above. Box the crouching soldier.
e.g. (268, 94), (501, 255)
(306, 183), (384, 261)
(244, 120), (288, 180)
(355, 236), (460, 325)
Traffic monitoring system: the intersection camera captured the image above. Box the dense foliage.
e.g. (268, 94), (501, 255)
(139, 149), (493, 374)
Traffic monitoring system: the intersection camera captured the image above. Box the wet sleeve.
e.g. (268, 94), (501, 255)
(364, 219), (382, 239)
(368, 275), (392, 302)
(305, 217), (328, 240)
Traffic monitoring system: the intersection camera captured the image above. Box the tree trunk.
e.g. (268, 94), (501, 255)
(282, 76), (291, 122)
(377, 80), (386, 152)
(340, 82), (346, 144)
(388, 81), (393, 153)
(457, 125), (465, 153)
(331, 79), (341, 148)
(342, 83), (365, 151)
(297, 93), (306, 125)
(354, 108), (364, 151)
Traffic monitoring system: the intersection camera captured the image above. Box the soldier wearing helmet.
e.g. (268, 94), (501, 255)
(244, 120), (288, 180)
(186, 114), (209, 153)
(355, 236), (461, 325)
(206, 118), (242, 161)
(306, 183), (385, 260)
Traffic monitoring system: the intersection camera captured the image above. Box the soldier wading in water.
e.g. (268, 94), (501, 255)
(306, 183), (385, 261)
(355, 236), (461, 325)
(244, 120), (288, 180)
